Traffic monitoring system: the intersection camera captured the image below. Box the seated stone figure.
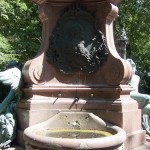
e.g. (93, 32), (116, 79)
(127, 59), (150, 135)
(0, 62), (22, 148)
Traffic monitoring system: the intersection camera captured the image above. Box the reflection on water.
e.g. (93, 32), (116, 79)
(37, 129), (112, 139)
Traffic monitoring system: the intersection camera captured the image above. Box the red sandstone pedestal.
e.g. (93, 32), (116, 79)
(16, 0), (146, 149)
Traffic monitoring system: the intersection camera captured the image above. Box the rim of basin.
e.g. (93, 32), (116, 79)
(24, 112), (126, 149)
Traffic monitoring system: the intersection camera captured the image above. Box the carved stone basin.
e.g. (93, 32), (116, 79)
(24, 112), (126, 150)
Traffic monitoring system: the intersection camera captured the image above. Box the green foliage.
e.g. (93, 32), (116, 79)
(0, 0), (41, 69)
(115, 0), (150, 94)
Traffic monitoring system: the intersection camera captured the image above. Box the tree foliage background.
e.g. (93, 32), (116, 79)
(115, 0), (150, 94)
(0, 0), (150, 94)
(0, 0), (41, 69)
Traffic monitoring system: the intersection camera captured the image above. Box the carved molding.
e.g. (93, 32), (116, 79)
(22, 0), (132, 86)
(32, 0), (121, 5)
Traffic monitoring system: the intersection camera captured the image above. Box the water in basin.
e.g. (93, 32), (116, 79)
(36, 129), (112, 139)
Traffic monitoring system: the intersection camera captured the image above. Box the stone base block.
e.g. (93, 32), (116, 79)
(95, 109), (142, 133)
(15, 130), (25, 147)
(125, 130), (146, 150)
(16, 88), (146, 149)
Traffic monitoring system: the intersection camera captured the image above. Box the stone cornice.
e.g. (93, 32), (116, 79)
(32, 0), (121, 5)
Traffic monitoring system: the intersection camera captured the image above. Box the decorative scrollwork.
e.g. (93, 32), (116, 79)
(46, 4), (108, 74)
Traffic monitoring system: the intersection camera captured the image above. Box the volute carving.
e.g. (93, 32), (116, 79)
(22, 0), (132, 86)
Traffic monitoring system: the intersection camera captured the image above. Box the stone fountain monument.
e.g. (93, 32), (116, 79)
(16, 0), (146, 149)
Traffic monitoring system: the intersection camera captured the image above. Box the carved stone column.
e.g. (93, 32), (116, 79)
(16, 0), (145, 149)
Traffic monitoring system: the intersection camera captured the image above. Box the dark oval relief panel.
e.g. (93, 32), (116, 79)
(46, 5), (109, 74)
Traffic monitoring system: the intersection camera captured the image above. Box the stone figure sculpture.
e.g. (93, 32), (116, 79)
(0, 62), (22, 148)
(127, 59), (150, 135)
(117, 28), (128, 59)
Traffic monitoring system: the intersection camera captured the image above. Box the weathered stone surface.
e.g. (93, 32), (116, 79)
(16, 1), (146, 149)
